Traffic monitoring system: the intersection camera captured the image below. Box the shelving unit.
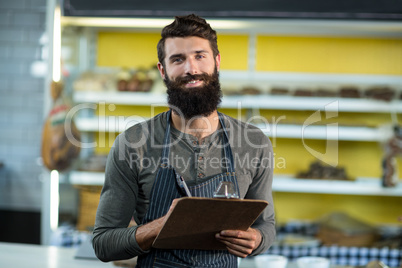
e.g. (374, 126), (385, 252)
(58, 14), (402, 233)
(272, 176), (402, 196)
(75, 117), (392, 142)
(73, 90), (397, 142)
(75, 117), (144, 133)
(69, 171), (105, 185)
(74, 90), (402, 113)
(69, 171), (402, 196)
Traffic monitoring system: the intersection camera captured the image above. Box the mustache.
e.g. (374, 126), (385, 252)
(173, 73), (211, 85)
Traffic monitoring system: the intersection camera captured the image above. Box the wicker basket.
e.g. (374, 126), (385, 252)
(75, 185), (102, 231)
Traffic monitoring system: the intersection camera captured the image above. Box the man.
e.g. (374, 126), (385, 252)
(92, 14), (276, 267)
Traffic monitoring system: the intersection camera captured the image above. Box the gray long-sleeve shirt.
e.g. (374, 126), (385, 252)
(92, 111), (276, 262)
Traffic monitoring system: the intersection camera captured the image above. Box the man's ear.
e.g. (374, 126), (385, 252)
(157, 62), (165, 79)
(215, 54), (221, 72)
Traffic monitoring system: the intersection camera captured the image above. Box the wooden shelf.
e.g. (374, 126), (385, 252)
(73, 90), (402, 113)
(273, 176), (402, 196)
(73, 91), (166, 106)
(75, 116), (145, 133)
(69, 171), (105, 185)
(258, 123), (392, 142)
(219, 71), (402, 86)
(75, 117), (393, 142)
(69, 171), (402, 196)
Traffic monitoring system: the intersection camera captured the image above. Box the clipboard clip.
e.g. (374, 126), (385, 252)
(175, 172), (192, 197)
(213, 181), (239, 199)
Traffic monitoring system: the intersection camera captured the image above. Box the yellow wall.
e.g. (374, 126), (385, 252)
(274, 192), (402, 225)
(97, 32), (160, 68)
(94, 31), (402, 226)
(256, 36), (402, 75)
(97, 31), (402, 74)
(272, 139), (385, 178)
(218, 35), (249, 70)
(97, 32), (249, 70)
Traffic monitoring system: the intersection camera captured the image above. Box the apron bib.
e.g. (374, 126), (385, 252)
(137, 110), (239, 268)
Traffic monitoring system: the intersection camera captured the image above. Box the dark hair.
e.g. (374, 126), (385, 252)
(157, 14), (219, 66)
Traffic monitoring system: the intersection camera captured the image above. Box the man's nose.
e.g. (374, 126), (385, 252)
(184, 58), (198, 75)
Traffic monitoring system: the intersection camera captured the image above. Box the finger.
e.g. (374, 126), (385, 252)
(219, 238), (255, 254)
(217, 238), (253, 258)
(216, 232), (255, 248)
(216, 228), (261, 257)
(219, 229), (257, 242)
(215, 233), (256, 254)
(226, 247), (249, 258)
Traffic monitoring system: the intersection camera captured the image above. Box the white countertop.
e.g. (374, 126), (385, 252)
(0, 242), (366, 268)
(0, 242), (113, 268)
(0, 242), (301, 268)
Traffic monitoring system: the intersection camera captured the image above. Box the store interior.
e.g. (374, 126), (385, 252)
(0, 0), (401, 267)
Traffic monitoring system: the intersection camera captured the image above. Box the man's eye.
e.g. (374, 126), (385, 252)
(195, 55), (205, 60)
(172, 58), (182, 63)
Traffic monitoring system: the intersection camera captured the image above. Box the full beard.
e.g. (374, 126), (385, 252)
(165, 68), (222, 120)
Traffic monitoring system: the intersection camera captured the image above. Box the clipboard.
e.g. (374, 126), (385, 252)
(152, 197), (268, 250)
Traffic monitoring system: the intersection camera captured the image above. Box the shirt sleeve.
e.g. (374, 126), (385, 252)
(92, 133), (149, 262)
(247, 134), (276, 256)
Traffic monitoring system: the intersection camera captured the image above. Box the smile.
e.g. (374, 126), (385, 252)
(188, 80), (199, 84)
(185, 80), (203, 87)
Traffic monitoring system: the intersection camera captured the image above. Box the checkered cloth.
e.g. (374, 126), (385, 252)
(266, 245), (402, 267)
(51, 221), (401, 267)
(267, 221), (402, 267)
(50, 224), (90, 248)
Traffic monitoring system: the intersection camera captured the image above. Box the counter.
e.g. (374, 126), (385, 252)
(0, 242), (295, 268)
(0, 242), (113, 268)
(0, 242), (394, 268)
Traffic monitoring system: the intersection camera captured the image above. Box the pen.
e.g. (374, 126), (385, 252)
(178, 175), (192, 197)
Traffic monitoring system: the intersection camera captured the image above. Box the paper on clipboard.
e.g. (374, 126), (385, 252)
(152, 197), (268, 250)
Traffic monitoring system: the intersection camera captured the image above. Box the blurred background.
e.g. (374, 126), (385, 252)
(0, 0), (401, 267)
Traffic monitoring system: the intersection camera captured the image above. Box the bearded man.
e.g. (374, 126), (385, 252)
(93, 14), (276, 268)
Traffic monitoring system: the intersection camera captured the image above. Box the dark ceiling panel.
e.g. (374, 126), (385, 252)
(63, 0), (402, 21)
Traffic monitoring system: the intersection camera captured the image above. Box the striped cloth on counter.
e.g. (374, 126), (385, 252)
(266, 244), (401, 267)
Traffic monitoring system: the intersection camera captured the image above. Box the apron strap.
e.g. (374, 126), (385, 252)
(218, 112), (235, 174)
(160, 110), (172, 166)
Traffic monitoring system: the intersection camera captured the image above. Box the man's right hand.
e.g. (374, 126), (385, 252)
(135, 199), (179, 251)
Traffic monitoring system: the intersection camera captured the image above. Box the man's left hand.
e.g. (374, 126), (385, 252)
(215, 228), (262, 258)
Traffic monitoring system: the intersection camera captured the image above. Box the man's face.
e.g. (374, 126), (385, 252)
(158, 36), (220, 83)
(158, 37), (222, 119)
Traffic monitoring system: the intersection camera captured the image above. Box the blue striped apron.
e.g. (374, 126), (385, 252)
(136, 110), (239, 268)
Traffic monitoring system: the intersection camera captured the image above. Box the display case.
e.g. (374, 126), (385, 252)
(55, 13), (402, 236)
